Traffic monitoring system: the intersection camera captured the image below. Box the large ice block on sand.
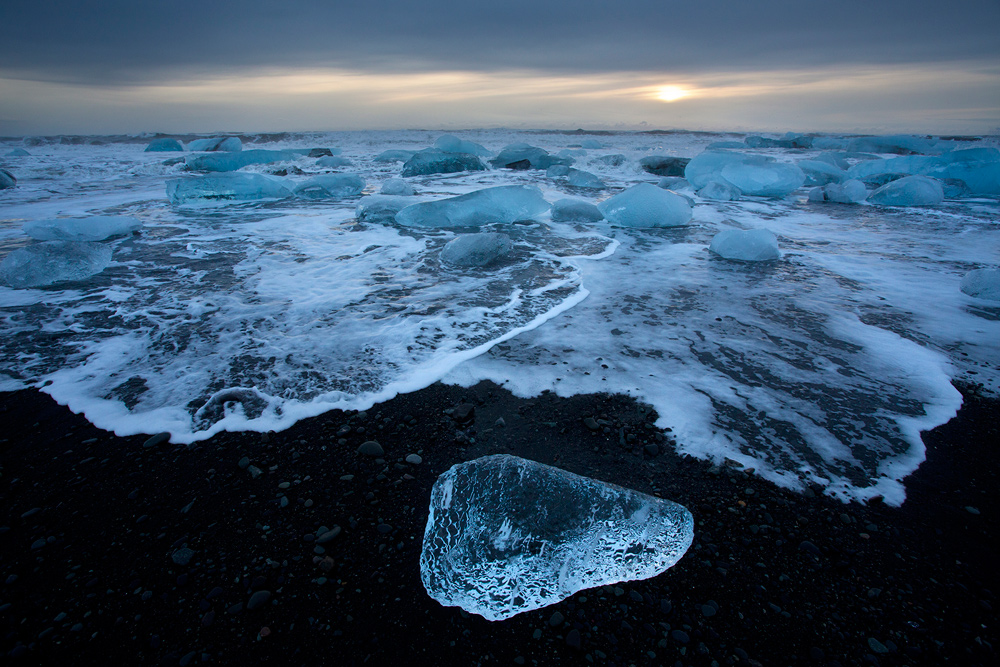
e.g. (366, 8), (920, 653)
(401, 150), (486, 177)
(598, 183), (692, 228)
(709, 228), (780, 261)
(440, 233), (513, 267)
(24, 216), (142, 241)
(0, 169), (15, 189)
(292, 174), (365, 199)
(868, 175), (943, 207)
(847, 148), (1000, 195)
(166, 174), (292, 203)
(184, 149), (299, 173)
(551, 198), (604, 222)
(188, 137), (242, 152)
(145, 138), (184, 152)
(395, 185), (549, 228)
(686, 151), (805, 197)
(419, 455), (694, 621)
(490, 144), (573, 170)
(0, 241), (113, 288)
(434, 134), (491, 157)
(960, 268), (1000, 301)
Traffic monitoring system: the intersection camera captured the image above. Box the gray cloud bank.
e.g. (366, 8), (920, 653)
(3, 0), (999, 83)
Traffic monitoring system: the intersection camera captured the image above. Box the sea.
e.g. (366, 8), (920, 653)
(1, 129), (997, 505)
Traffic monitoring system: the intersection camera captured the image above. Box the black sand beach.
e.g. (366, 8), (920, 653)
(1, 381), (996, 666)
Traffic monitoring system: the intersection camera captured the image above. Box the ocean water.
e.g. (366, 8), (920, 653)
(1, 130), (997, 504)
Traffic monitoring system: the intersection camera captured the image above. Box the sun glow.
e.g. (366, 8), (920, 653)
(655, 85), (689, 102)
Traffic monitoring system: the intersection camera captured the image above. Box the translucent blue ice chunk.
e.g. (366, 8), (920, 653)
(6, 148), (31, 157)
(847, 135), (938, 155)
(419, 455), (694, 621)
(566, 169), (605, 189)
(0, 169), (15, 189)
(868, 175), (943, 207)
(184, 149), (300, 173)
(580, 139), (603, 149)
(0, 241), (112, 288)
(960, 268), (1000, 301)
(598, 183), (692, 228)
(824, 180), (868, 204)
(846, 148), (1000, 195)
(440, 233), (513, 267)
(293, 174), (365, 199)
(24, 216), (142, 241)
(709, 228), (780, 261)
(145, 138), (184, 152)
(316, 155), (354, 168)
(380, 178), (416, 196)
(374, 149), (416, 163)
(401, 150), (486, 177)
(639, 155), (690, 177)
(166, 174), (292, 203)
(546, 165), (570, 178)
(685, 151), (804, 197)
(395, 185), (549, 228)
(188, 136), (242, 152)
(551, 198), (604, 222)
(798, 159), (846, 186)
(490, 144), (573, 170)
(434, 134), (491, 157)
(355, 195), (414, 223)
(697, 180), (741, 201)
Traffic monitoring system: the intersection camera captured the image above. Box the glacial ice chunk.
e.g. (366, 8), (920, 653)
(0, 169), (15, 189)
(960, 268), (1000, 301)
(395, 185), (549, 228)
(187, 136), (242, 152)
(0, 241), (113, 288)
(566, 168), (605, 189)
(697, 180), (741, 201)
(868, 175), (943, 207)
(847, 135), (937, 155)
(434, 134), (491, 157)
(846, 148), (1000, 195)
(551, 198), (604, 222)
(374, 149), (416, 163)
(292, 174), (365, 199)
(440, 233), (513, 267)
(316, 155), (354, 169)
(166, 174), (292, 203)
(355, 195), (415, 223)
(490, 144), (573, 170)
(709, 228), (780, 262)
(598, 183), (692, 228)
(401, 150), (486, 177)
(184, 149), (299, 173)
(6, 148), (30, 157)
(380, 178), (416, 196)
(685, 151), (805, 197)
(145, 138), (184, 152)
(798, 159), (846, 186)
(24, 216), (142, 241)
(420, 455), (694, 621)
(826, 180), (868, 204)
(639, 155), (690, 177)
(580, 139), (603, 149)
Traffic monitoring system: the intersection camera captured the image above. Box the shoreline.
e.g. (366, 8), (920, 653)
(1, 381), (996, 665)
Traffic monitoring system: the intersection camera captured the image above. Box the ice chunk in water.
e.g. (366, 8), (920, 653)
(380, 178), (416, 196)
(551, 198), (604, 222)
(639, 155), (690, 177)
(419, 455), (694, 621)
(355, 195), (414, 223)
(826, 180), (868, 204)
(145, 138), (183, 152)
(566, 168), (605, 189)
(798, 159), (846, 186)
(184, 150), (299, 173)
(166, 174), (292, 203)
(697, 180), (741, 201)
(434, 134), (491, 157)
(847, 135), (937, 155)
(187, 136), (242, 152)
(580, 139), (603, 149)
(401, 150), (486, 177)
(395, 185), (549, 228)
(316, 155), (354, 168)
(868, 175), (943, 207)
(0, 169), (15, 189)
(292, 174), (365, 199)
(686, 151), (805, 197)
(24, 216), (142, 241)
(709, 228), (780, 261)
(960, 268), (1000, 301)
(440, 233), (513, 267)
(6, 148), (30, 157)
(598, 183), (692, 228)
(0, 241), (112, 288)
(490, 144), (573, 170)
(374, 149), (416, 163)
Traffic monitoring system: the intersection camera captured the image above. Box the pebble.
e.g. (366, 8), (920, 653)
(143, 432), (170, 448)
(238, 457), (250, 469)
(171, 548), (194, 566)
(644, 443), (658, 456)
(247, 590), (271, 610)
(248, 466), (262, 479)
(357, 441), (384, 457)
(405, 454), (422, 465)
(549, 611), (565, 626)
(566, 628), (582, 649)
(584, 417), (600, 431)
(317, 527), (341, 543)
(671, 629), (690, 643)
(965, 506), (980, 515)
(868, 637), (889, 654)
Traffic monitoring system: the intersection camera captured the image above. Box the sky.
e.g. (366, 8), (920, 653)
(1, 0), (998, 136)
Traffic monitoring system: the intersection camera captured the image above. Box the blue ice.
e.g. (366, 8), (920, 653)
(868, 175), (944, 207)
(960, 268), (1000, 301)
(434, 134), (491, 157)
(188, 137), (242, 152)
(551, 198), (604, 222)
(0, 241), (113, 288)
(24, 216), (142, 242)
(145, 138), (184, 152)
(166, 173), (292, 203)
(598, 183), (692, 228)
(440, 233), (514, 267)
(395, 185), (550, 228)
(685, 151), (805, 197)
(292, 174), (365, 199)
(184, 150), (300, 173)
(401, 150), (486, 177)
(709, 228), (780, 262)
(490, 144), (573, 170)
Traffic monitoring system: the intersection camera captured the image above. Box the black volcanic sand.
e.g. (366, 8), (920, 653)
(1, 381), (996, 666)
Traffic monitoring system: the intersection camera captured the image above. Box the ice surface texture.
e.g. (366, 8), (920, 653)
(6, 148), (30, 157)
(434, 134), (491, 157)
(551, 198), (604, 222)
(0, 169), (15, 189)
(441, 233), (513, 267)
(868, 176), (944, 207)
(846, 148), (1000, 195)
(698, 180), (741, 201)
(709, 229), (780, 262)
(24, 216), (142, 242)
(401, 150), (486, 177)
(686, 151), (805, 197)
(187, 137), (242, 152)
(166, 174), (292, 203)
(0, 241), (112, 288)
(598, 183), (692, 227)
(292, 174), (365, 199)
(184, 150), (299, 173)
(808, 180), (867, 204)
(640, 156), (689, 177)
(145, 138), (183, 152)
(395, 185), (550, 228)
(355, 195), (415, 223)
(960, 268), (1000, 301)
(419, 455), (694, 621)
(380, 178), (415, 196)
(490, 144), (573, 170)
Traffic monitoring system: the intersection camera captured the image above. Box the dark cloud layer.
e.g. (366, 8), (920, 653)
(3, 0), (998, 83)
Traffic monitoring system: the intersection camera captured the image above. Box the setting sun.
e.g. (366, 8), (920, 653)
(655, 85), (689, 102)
